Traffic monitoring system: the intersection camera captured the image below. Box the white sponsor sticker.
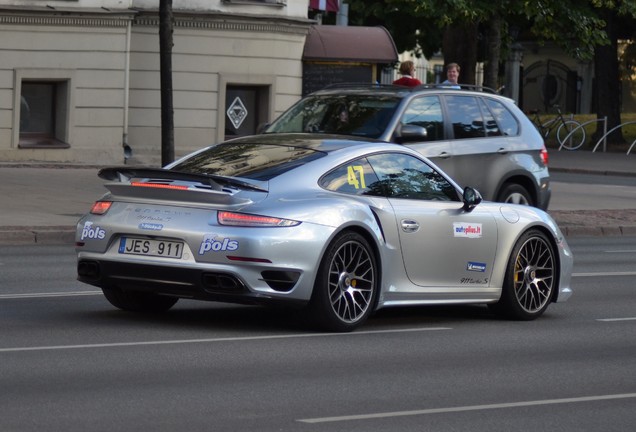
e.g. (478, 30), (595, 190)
(199, 233), (239, 255)
(453, 222), (482, 238)
(81, 221), (106, 240)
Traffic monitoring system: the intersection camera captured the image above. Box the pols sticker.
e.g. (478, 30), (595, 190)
(453, 222), (482, 238)
(199, 233), (239, 255)
(81, 221), (106, 240)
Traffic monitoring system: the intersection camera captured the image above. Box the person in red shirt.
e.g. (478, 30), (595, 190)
(392, 60), (422, 87)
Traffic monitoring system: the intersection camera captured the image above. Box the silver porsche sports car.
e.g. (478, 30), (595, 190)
(75, 133), (573, 332)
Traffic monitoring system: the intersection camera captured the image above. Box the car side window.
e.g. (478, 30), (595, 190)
(365, 153), (460, 201)
(400, 96), (444, 141)
(320, 157), (381, 196)
(445, 95), (487, 139)
(478, 99), (503, 137)
(483, 98), (519, 136)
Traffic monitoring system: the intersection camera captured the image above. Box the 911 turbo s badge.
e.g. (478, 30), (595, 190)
(453, 222), (482, 238)
(199, 233), (239, 255)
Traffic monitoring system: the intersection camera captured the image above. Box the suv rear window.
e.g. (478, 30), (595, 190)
(483, 98), (519, 136)
(445, 95), (498, 139)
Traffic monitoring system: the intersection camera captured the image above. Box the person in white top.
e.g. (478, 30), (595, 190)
(441, 63), (461, 89)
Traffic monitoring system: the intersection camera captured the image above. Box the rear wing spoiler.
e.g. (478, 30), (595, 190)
(98, 167), (267, 193)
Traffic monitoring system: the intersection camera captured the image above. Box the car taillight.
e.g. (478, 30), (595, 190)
(90, 201), (112, 215)
(541, 147), (549, 166)
(218, 211), (300, 227)
(131, 181), (189, 190)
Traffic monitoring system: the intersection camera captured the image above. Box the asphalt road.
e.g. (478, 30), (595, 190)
(550, 172), (636, 210)
(1, 239), (635, 432)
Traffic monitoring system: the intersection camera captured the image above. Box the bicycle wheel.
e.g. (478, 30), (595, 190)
(557, 120), (586, 150)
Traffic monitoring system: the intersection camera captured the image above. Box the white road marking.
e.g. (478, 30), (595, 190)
(597, 317), (636, 322)
(297, 393), (636, 423)
(604, 250), (636, 253)
(573, 271), (636, 277)
(0, 327), (451, 353)
(0, 291), (102, 299)
(1, 271), (631, 299)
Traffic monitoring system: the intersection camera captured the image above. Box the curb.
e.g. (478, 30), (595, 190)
(0, 227), (75, 246)
(550, 166), (636, 177)
(558, 225), (636, 237)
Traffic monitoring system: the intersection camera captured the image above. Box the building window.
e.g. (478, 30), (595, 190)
(19, 81), (70, 149)
(225, 85), (269, 140)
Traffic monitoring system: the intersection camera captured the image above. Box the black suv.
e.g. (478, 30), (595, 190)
(263, 84), (550, 209)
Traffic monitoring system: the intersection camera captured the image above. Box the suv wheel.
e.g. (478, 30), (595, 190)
(498, 183), (532, 206)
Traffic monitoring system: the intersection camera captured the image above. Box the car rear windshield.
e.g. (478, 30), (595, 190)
(171, 143), (325, 181)
(265, 94), (401, 139)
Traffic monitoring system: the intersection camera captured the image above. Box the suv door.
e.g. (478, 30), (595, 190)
(395, 95), (455, 174)
(439, 94), (513, 199)
(403, 94), (515, 201)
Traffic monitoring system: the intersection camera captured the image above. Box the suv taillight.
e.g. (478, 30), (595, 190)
(540, 147), (549, 166)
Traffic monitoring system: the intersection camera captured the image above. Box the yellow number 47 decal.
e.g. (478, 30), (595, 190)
(347, 165), (366, 189)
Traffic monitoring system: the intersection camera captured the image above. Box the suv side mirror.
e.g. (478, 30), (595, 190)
(395, 124), (427, 143)
(256, 122), (270, 134)
(462, 186), (482, 211)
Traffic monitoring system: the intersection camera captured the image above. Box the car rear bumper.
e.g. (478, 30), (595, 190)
(77, 258), (309, 308)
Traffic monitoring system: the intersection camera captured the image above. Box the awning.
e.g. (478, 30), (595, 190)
(302, 25), (398, 64)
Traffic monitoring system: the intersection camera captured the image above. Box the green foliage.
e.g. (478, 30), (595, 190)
(346, 0), (443, 58)
(346, 0), (635, 61)
(623, 41), (636, 78)
(521, 1), (609, 60)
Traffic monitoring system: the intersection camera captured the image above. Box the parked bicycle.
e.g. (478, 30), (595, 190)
(529, 105), (586, 150)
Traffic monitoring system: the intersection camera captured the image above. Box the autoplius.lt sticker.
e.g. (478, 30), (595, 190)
(453, 222), (482, 238)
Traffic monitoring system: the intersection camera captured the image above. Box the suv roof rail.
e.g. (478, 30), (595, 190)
(319, 82), (499, 94)
(321, 83), (403, 90)
(409, 83), (498, 93)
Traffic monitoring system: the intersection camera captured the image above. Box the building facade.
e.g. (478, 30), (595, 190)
(0, 0), (312, 165)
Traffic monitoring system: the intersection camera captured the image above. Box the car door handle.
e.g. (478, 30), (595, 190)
(496, 147), (509, 154)
(436, 152), (452, 159)
(401, 219), (420, 233)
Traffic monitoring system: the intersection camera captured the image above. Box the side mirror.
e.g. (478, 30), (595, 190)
(256, 122), (270, 134)
(462, 186), (482, 212)
(395, 124), (427, 143)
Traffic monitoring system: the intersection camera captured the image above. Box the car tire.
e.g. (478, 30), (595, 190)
(308, 231), (378, 332)
(497, 183), (532, 206)
(489, 229), (556, 320)
(102, 287), (178, 312)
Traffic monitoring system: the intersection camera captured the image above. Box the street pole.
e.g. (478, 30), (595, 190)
(159, 0), (175, 166)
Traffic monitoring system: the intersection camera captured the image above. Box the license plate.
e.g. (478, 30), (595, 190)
(118, 237), (184, 259)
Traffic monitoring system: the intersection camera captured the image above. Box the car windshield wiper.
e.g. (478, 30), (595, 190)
(98, 167), (268, 192)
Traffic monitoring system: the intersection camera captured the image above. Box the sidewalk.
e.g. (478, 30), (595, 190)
(546, 149), (636, 237)
(1, 149), (636, 244)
